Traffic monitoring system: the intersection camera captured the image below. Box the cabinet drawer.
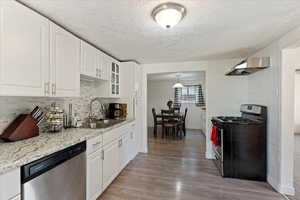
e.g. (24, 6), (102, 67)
(87, 135), (102, 155)
(103, 124), (130, 146)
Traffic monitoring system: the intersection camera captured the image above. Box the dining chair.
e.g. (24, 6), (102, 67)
(182, 108), (188, 136)
(152, 108), (162, 138)
(173, 107), (180, 114)
(161, 113), (178, 139)
(177, 108), (188, 137)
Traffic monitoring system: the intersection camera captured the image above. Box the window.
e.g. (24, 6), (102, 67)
(174, 85), (205, 107)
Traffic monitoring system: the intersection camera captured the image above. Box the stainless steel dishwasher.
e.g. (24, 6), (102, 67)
(21, 142), (86, 200)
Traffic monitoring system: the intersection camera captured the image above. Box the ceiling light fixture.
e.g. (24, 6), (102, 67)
(152, 2), (186, 29)
(173, 74), (184, 88)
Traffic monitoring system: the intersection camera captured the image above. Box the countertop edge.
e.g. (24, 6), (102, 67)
(0, 119), (135, 175)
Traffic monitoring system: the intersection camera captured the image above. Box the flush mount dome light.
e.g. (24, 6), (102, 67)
(152, 2), (186, 29)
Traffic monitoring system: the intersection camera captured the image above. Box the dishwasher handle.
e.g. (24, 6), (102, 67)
(21, 141), (86, 183)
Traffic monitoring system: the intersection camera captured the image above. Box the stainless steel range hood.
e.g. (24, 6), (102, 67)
(226, 57), (271, 76)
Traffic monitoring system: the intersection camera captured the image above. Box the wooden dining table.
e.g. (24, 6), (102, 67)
(156, 113), (183, 120)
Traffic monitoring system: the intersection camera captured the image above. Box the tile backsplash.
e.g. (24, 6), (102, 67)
(0, 80), (126, 133)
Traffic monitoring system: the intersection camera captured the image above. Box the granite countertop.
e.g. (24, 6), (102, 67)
(0, 119), (135, 175)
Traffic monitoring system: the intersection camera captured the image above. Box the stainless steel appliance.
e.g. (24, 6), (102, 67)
(226, 57), (271, 76)
(21, 142), (86, 200)
(211, 104), (267, 181)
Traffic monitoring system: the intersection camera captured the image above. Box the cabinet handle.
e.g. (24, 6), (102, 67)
(44, 82), (50, 95)
(118, 139), (122, 147)
(93, 141), (101, 146)
(101, 150), (104, 160)
(96, 68), (98, 77)
(52, 83), (56, 96)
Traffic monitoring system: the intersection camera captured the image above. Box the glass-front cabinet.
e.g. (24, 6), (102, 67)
(111, 62), (120, 97)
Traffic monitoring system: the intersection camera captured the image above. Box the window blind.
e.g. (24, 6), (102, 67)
(174, 85), (205, 107)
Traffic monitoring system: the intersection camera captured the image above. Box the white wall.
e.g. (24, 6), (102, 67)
(247, 25), (300, 195)
(147, 76), (206, 130)
(295, 72), (300, 134)
(141, 60), (249, 158)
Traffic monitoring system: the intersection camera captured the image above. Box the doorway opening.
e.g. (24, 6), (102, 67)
(281, 43), (300, 199)
(146, 71), (206, 157)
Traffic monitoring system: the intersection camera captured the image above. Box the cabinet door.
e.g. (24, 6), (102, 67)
(50, 23), (80, 97)
(119, 133), (131, 171)
(103, 140), (119, 190)
(0, 168), (20, 200)
(101, 54), (110, 81)
(97, 51), (109, 81)
(87, 149), (103, 200)
(0, 1), (49, 96)
(81, 41), (98, 78)
(129, 124), (137, 160)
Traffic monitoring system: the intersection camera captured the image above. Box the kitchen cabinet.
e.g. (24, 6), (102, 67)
(0, 168), (20, 200)
(86, 135), (103, 200)
(0, 1), (80, 97)
(81, 41), (98, 79)
(0, 1), (49, 96)
(129, 123), (138, 160)
(86, 149), (103, 200)
(99, 52), (109, 81)
(49, 23), (80, 97)
(97, 57), (121, 98)
(111, 61), (121, 97)
(102, 140), (120, 190)
(80, 41), (109, 81)
(119, 131), (131, 171)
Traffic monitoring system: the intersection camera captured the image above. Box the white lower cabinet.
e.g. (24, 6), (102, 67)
(119, 132), (131, 171)
(86, 122), (138, 199)
(0, 168), (20, 200)
(102, 140), (120, 191)
(86, 149), (103, 200)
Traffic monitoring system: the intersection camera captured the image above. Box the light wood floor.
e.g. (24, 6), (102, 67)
(98, 128), (285, 200)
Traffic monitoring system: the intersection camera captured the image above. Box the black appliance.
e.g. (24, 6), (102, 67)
(107, 103), (127, 119)
(211, 104), (267, 181)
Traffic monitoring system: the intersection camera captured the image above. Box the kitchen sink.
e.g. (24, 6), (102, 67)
(81, 119), (126, 129)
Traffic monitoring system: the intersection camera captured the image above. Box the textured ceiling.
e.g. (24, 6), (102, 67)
(148, 72), (204, 81)
(18, 0), (300, 64)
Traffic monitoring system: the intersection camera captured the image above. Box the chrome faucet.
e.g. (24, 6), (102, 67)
(89, 97), (106, 120)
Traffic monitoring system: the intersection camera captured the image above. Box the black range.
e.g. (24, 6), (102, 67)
(211, 104), (267, 181)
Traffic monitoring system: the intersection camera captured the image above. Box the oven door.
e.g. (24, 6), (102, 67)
(212, 127), (224, 176)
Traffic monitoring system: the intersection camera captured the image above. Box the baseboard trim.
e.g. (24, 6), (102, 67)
(268, 175), (295, 196)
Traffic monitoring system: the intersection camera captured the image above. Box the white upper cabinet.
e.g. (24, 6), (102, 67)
(50, 23), (80, 97)
(81, 41), (109, 81)
(98, 51), (109, 81)
(80, 41), (98, 79)
(0, 1), (49, 96)
(97, 56), (121, 98)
